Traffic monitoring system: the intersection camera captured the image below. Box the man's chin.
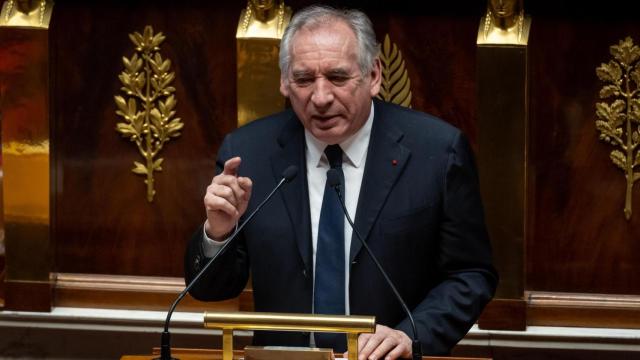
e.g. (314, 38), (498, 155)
(310, 129), (345, 145)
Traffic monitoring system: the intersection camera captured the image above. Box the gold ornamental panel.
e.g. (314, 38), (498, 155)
(595, 36), (640, 220)
(376, 34), (412, 108)
(114, 26), (184, 202)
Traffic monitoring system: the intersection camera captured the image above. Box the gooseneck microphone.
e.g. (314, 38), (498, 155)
(326, 169), (422, 360)
(157, 165), (299, 360)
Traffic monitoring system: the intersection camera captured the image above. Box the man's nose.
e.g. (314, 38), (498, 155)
(311, 78), (334, 109)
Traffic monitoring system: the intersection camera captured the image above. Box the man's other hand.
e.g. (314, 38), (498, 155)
(344, 324), (412, 360)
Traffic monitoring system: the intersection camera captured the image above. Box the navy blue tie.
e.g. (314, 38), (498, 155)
(314, 144), (347, 351)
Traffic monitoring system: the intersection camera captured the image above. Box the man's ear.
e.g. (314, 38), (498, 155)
(280, 77), (290, 97)
(369, 57), (382, 97)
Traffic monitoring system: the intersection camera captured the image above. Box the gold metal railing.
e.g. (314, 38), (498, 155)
(204, 311), (375, 360)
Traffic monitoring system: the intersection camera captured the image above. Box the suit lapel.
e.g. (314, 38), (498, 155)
(270, 116), (313, 272)
(350, 101), (411, 262)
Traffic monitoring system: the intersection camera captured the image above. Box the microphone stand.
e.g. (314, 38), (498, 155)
(327, 169), (422, 360)
(156, 166), (298, 360)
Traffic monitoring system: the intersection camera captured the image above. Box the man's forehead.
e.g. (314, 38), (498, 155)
(291, 21), (356, 50)
(289, 56), (356, 73)
(288, 24), (358, 72)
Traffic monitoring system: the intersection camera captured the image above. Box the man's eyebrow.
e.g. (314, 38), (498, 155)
(325, 68), (352, 77)
(291, 70), (314, 78)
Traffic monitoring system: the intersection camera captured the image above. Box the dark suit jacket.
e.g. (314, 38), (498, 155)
(185, 99), (497, 355)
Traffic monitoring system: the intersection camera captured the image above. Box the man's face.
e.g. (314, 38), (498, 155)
(280, 21), (381, 145)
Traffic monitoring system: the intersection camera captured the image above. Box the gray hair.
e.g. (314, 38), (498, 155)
(278, 5), (380, 78)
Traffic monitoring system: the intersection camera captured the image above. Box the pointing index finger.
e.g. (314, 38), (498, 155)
(223, 157), (242, 176)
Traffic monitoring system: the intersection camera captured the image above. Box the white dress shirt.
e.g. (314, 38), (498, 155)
(203, 101), (375, 315)
(304, 102), (373, 314)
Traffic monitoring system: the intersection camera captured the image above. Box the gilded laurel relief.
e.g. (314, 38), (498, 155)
(377, 34), (412, 108)
(115, 26), (183, 202)
(595, 36), (640, 220)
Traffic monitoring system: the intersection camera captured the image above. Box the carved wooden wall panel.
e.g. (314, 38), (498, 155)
(377, 13), (481, 145)
(51, 2), (241, 276)
(527, 17), (640, 294)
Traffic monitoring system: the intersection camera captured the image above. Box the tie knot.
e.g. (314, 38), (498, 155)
(324, 144), (343, 169)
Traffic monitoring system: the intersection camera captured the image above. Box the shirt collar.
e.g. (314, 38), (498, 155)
(305, 101), (374, 168)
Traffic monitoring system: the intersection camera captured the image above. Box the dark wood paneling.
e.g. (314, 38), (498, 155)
(4, 279), (51, 311)
(53, 273), (239, 311)
(146, 348), (489, 360)
(454, 346), (640, 360)
(52, 2), (242, 276)
(527, 18), (640, 294)
(377, 14), (480, 144)
(478, 299), (526, 330)
(0, 28), (49, 140)
(527, 291), (640, 329)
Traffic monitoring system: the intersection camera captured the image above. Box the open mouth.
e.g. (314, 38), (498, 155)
(313, 115), (340, 129)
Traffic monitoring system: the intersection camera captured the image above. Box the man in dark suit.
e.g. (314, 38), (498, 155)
(185, 5), (497, 359)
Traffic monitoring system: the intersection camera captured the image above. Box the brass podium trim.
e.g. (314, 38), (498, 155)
(204, 311), (375, 360)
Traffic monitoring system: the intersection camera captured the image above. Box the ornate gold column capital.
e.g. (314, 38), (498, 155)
(0, 0), (53, 28)
(477, 0), (531, 46)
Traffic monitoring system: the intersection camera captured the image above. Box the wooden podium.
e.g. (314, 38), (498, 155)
(123, 348), (491, 360)
(121, 311), (491, 360)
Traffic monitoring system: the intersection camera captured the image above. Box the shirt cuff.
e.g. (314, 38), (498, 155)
(201, 226), (229, 258)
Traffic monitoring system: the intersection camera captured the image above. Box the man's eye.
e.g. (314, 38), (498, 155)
(329, 76), (349, 85)
(293, 78), (313, 86)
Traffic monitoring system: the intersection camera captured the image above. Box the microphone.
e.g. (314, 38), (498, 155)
(157, 165), (299, 360)
(326, 169), (422, 360)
